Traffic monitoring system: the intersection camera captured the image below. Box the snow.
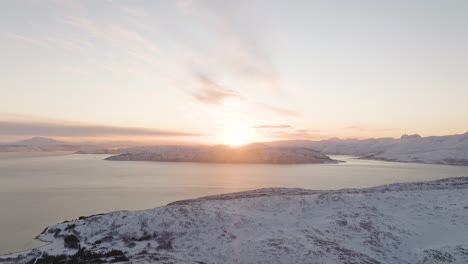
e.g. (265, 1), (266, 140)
(269, 132), (468, 165)
(14, 137), (68, 146)
(7, 133), (468, 166)
(0, 137), (99, 152)
(105, 143), (337, 164)
(2, 177), (468, 263)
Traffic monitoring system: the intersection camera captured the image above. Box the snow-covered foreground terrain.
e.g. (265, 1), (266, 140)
(2, 177), (468, 263)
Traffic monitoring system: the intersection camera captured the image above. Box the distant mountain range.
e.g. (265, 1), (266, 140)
(1, 137), (337, 164)
(0, 137), (101, 152)
(267, 132), (468, 165)
(0, 137), (142, 152)
(3, 132), (468, 165)
(14, 137), (69, 146)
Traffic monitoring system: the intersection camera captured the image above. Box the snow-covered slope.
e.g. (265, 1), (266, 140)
(361, 133), (468, 165)
(0, 137), (124, 152)
(105, 143), (337, 164)
(0, 137), (73, 152)
(2, 177), (468, 263)
(13, 137), (68, 146)
(269, 132), (468, 165)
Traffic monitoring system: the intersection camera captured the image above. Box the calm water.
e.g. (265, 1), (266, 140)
(0, 152), (467, 255)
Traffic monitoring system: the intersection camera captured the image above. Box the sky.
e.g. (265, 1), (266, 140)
(1, 0), (467, 145)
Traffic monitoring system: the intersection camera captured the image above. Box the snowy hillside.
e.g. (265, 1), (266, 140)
(0, 137), (122, 152)
(269, 132), (468, 165)
(105, 143), (337, 164)
(2, 177), (468, 263)
(13, 137), (68, 146)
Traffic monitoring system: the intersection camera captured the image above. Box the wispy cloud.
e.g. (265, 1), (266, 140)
(2, 31), (95, 54)
(253, 125), (292, 129)
(58, 16), (160, 54)
(121, 7), (149, 17)
(38, 0), (86, 13)
(176, 0), (281, 91)
(53, 14), (182, 80)
(252, 123), (320, 140)
(176, 0), (194, 14)
(56, 66), (91, 75)
(2, 32), (50, 48)
(190, 72), (243, 104)
(267, 129), (321, 140)
(0, 121), (201, 137)
(341, 125), (401, 132)
(254, 103), (300, 117)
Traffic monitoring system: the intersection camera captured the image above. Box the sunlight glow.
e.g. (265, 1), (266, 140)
(220, 124), (252, 146)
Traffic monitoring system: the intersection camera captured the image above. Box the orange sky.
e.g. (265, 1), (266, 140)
(1, 1), (467, 145)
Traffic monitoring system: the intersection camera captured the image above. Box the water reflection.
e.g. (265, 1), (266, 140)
(0, 153), (466, 254)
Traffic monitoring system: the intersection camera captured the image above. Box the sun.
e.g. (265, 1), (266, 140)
(220, 124), (252, 146)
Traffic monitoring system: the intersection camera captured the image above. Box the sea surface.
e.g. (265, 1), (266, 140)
(0, 152), (467, 255)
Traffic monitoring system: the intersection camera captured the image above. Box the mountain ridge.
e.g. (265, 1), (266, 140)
(267, 132), (468, 165)
(14, 137), (68, 146)
(105, 144), (338, 164)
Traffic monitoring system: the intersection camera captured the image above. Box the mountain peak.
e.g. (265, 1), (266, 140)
(242, 142), (268, 149)
(400, 134), (422, 140)
(14, 137), (67, 146)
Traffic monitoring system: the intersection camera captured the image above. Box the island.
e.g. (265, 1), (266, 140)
(104, 143), (338, 164)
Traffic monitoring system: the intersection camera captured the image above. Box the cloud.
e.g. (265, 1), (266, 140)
(2, 31), (95, 54)
(2, 32), (50, 48)
(175, 1), (281, 91)
(296, 129), (320, 133)
(176, 0), (194, 14)
(57, 15), (161, 56)
(190, 72), (243, 104)
(55, 14), (182, 79)
(56, 66), (91, 75)
(252, 123), (320, 140)
(0, 121), (201, 137)
(254, 103), (300, 117)
(253, 125), (292, 129)
(341, 125), (401, 132)
(121, 7), (149, 17)
(267, 129), (321, 140)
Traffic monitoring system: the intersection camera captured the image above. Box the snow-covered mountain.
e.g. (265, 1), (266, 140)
(2, 177), (468, 263)
(13, 137), (68, 146)
(0, 137), (123, 152)
(268, 132), (468, 165)
(7, 132), (468, 165)
(104, 143), (337, 164)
